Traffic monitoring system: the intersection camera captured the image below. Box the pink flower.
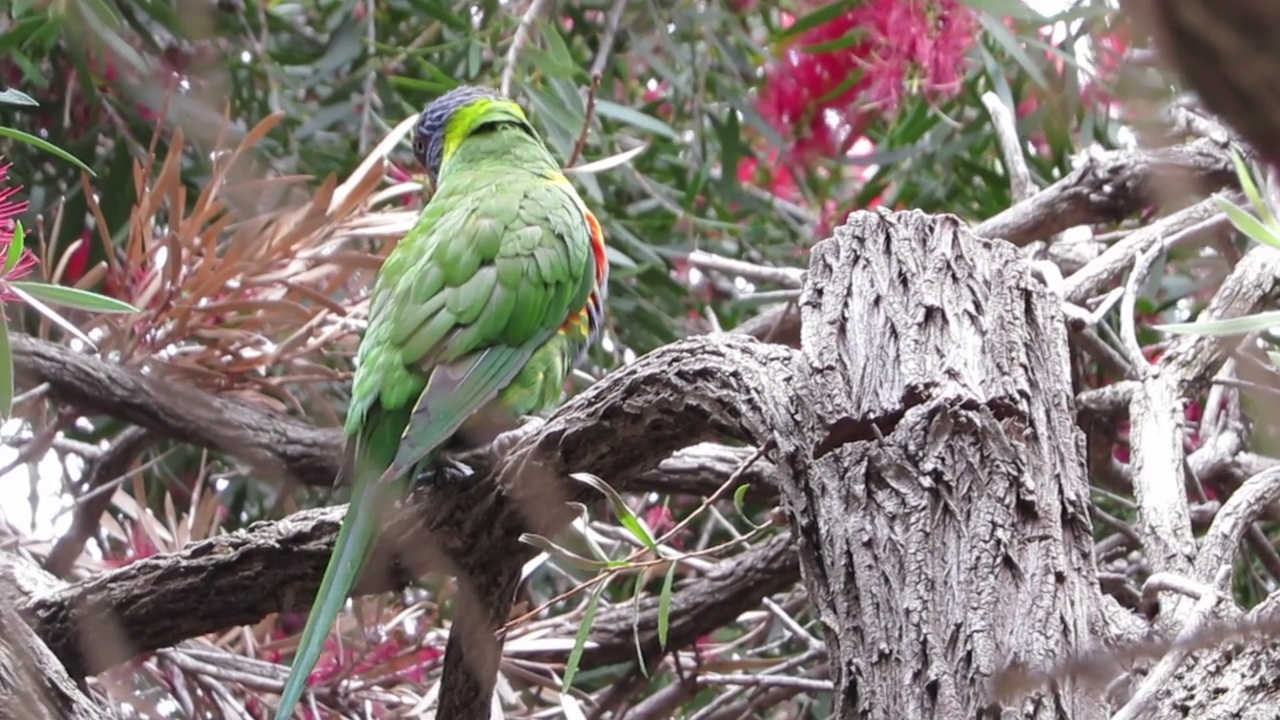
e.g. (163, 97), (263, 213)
(0, 163), (36, 303)
(756, 0), (978, 161)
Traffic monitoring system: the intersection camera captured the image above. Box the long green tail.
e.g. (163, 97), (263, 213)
(275, 446), (396, 719)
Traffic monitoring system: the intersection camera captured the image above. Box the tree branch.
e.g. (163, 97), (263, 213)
(975, 137), (1236, 247)
(10, 334), (343, 490)
(18, 335), (798, 694)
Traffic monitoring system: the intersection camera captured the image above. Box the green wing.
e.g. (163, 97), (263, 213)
(274, 169), (593, 719)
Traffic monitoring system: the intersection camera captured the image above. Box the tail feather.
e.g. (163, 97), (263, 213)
(275, 443), (388, 719)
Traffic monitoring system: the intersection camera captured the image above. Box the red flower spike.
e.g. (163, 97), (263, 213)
(0, 164), (38, 303)
(756, 0), (977, 162)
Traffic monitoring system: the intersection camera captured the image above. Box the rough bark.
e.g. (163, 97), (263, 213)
(785, 210), (1105, 718)
(0, 556), (110, 720)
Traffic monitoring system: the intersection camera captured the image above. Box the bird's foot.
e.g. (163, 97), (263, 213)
(413, 456), (475, 487)
(492, 416), (545, 458)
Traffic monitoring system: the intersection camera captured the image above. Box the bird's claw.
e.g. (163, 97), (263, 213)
(413, 456), (475, 487)
(492, 416), (545, 458)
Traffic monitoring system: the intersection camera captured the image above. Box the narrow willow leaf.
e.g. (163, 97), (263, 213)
(3, 221), (24, 274)
(593, 101), (679, 140)
(1156, 310), (1280, 337)
(977, 13), (1049, 89)
(0, 127), (95, 175)
(733, 484), (751, 518)
(9, 281), (139, 313)
(1230, 151), (1275, 227)
(7, 285), (97, 348)
(571, 472), (658, 552)
(563, 581), (606, 691)
(566, 144), (648, 175)
(0, 89), (37, 106)
(519, 533), (611, 571)
(0, 319), (12, 418)
(1215, 195), (1280, 250)
(658, 560), (678, 648)
(776, 0), (858, 40)
(631, 578), (648, 677)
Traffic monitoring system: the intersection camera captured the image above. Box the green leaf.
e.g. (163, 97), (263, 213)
(0, 88), (37, 106)
(403, 0), (470, 31)
(1231, 151), (1280, 229)
(733, 483), (751, 517)
(0, 127), (95, 175)
(563, 581), (607, 692)
(519, 533), (612, 571)
(1156, 310), (1280, 337)
(978, 13), (1049, 89)
(776, 1), (859, 41)
(4, 221), (25, 275)
(566, 145), (648, 175)
(594, 100), (679, 140)
(1215, 195), (1280, 250)
(571, 472), (658, 552)
(6, 285), (98, 348)
(540, 23), (578, 78)
(657, 560), (677, 648)
(0, 319), (12, 419)
(8, 282), (139, 314)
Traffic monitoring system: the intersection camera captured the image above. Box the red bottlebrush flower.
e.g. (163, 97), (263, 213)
(737, 150), (801, 202)
(0, 163), (36, 303)
(757, 0), (977, 160)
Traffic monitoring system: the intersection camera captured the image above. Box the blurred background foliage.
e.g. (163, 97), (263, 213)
(0, 0), (1145, 714)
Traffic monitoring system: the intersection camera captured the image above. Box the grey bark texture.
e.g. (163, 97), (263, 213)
(781, 210), (1105, 718)
(0, 557), (111, 720)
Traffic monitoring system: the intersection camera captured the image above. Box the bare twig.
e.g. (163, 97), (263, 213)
(565, 0), (629, 165)
(981, 91), (1036, 202)
(687, 251), (804, 289)
(45, 427), (157, 578)
(500, 0), (554, 97)
(567, 74), (602, 169)
(697, 673), (832, 692)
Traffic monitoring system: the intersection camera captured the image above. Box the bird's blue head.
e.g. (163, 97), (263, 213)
(412, 85), (534, 179)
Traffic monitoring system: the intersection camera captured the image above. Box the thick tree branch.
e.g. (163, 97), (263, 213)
(977, 137), (1235, 247)
(10, 334), (342, 490)
(510, 531), (801, 668)
(19, 336), (798, 690)
(0, 555), (109, 720)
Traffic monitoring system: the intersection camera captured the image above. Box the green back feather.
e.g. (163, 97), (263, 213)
(275, 109), (597, 719)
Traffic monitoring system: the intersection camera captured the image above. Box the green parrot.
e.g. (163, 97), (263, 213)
(274, 85), (609, 719)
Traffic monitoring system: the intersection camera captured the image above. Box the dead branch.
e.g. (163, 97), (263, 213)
(975, 137), (1236, 247)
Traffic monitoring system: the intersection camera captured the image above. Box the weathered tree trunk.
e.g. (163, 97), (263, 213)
(0, 557), (109, 720)
(779, 210), (1105, 718)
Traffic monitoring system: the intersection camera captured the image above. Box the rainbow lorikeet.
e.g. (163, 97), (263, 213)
(274, 85), (609, 719)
